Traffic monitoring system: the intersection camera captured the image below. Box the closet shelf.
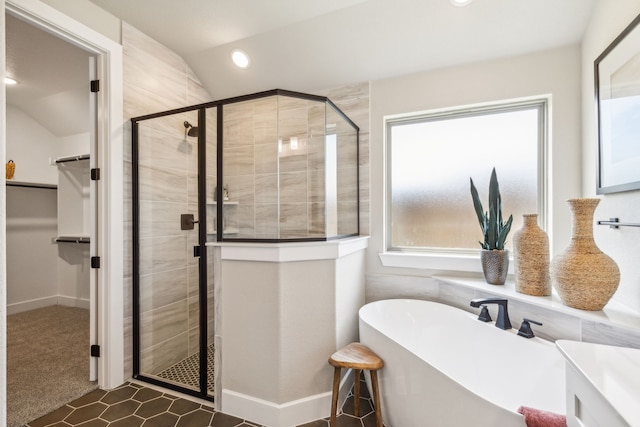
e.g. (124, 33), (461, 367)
(55, 236), (90, 244)
(6, 181), (57, 190)
(55, 154), (90, 164)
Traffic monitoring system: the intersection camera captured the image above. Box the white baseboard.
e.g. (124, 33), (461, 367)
(221, 369), (354, 427)
(7, 295), (90, 315)
(7, 296), (58, 315)
(57, 295), (90, 309)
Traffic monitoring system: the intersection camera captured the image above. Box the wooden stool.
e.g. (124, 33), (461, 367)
(328, 342), (384, 427)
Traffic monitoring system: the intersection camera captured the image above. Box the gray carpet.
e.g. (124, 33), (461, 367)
(7, 305), (98, 427)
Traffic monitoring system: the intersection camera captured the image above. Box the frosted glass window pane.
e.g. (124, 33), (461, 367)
(389, 103), (544, 251)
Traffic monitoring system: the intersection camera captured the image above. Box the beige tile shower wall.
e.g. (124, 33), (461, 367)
(205, 108), (218, 237)
(278, 97), (313, 238)
(122, 22), (213, 378)
(316, 83), (370, 236)
(224, 87), (369, 239)
(137, 112), (199, 375)
(223, 100), (259, 237)
(221, 92), (367, 240)
(223, 96), (325, 239)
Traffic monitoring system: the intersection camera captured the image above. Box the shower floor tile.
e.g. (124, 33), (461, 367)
(26, 375), (382, 427)
(156, 345), (215, 392)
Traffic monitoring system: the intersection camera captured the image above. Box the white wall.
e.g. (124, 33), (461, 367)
(219, 239), (368, 426)
(6, 107), (88, 177)
(6, 186), (58, 311)
(5, 105), (90, 313)
(6, 106), (59, 312)
(582, 0), (640, 313)
(222, 258), (337, 403)
(6, 106), (59, 184)
(368, 45), (583, 277)
(40, 0), (121, 44)
(58, 133), (91, 159)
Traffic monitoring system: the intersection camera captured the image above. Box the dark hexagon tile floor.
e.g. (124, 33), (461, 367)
(298, 373), (386, 427)
(26, 382), (257, 427)
(26, 375), (382, 427)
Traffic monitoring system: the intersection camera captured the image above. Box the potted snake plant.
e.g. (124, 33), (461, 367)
(470, 168), (513, 285)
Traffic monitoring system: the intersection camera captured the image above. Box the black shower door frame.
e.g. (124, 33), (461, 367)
(131, 106), (212, 401)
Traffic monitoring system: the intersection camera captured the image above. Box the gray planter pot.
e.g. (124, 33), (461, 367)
(481, 249), (509, 285)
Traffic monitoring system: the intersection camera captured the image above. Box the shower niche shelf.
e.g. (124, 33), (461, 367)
(207, 201), (239, 237)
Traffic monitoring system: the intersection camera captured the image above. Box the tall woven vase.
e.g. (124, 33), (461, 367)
(513, 214), (551, 296)
(550, 198), (620, 310)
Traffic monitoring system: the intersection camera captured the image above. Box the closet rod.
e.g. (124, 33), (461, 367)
(55, 154), (90, 164)
(597, 218), (640, 229)
(55, 236), (90, 244)
(6, 181), (57, 190)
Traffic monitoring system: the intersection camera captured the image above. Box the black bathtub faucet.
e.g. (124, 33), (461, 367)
(470, 298), (512, 330)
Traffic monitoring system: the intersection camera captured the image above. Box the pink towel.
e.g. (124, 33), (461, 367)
(517, 406), (567, 427)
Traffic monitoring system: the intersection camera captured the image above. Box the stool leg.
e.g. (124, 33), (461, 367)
(371, 370), (383, 427)
(330, 367), (341, 427)
(353, 369), (361, 417)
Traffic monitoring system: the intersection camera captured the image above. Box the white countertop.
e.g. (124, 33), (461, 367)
(556, 340), (640, 426)
(206, 236), (369, 262)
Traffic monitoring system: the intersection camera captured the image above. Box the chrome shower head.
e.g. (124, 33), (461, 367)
(183, 121), (198, 137)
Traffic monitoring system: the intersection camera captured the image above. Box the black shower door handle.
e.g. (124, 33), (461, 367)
(180, 213), (199, 230)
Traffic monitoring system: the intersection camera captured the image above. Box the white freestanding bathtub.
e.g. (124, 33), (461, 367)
(359, 299), (565, 427)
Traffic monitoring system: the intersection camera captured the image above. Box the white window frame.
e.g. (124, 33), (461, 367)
(380, 96), (550, 272)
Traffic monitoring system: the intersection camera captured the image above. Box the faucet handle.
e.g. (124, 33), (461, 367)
(477, 305), (492, 322)
(517, 318), (543, 339)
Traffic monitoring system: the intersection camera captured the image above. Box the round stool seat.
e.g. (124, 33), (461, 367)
(328, 342), (383, 427)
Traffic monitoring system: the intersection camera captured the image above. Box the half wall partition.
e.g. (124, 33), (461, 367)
(131, 89), (359, 401)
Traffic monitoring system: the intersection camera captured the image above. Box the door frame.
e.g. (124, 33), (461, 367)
(4, 0), (124, 389)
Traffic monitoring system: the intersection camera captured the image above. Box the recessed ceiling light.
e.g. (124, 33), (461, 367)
(4, 77), (17, 85)
(450, 0), (473, 6)
(231, 49), (250, 69)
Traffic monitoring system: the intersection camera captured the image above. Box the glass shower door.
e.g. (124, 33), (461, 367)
(134, 110), (208, 395)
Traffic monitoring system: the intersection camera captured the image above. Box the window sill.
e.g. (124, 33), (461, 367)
(379, 251), (514, 274)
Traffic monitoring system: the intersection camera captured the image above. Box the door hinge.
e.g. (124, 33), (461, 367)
(91, 256), (101, 268)
(90, 80), (100, 92)
(91, 168), (100, 181)
(90, 344), (100, 357)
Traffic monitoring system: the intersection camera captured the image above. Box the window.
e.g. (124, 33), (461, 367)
(386, 98), (547, 254)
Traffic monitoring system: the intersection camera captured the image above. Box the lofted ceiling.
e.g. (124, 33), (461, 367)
(5, 13), (92, 137)
(5, 0), (597, 137)
(88, 0), (598, 99)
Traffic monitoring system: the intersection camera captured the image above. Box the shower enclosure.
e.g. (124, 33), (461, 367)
(131, 89), (359, 400)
